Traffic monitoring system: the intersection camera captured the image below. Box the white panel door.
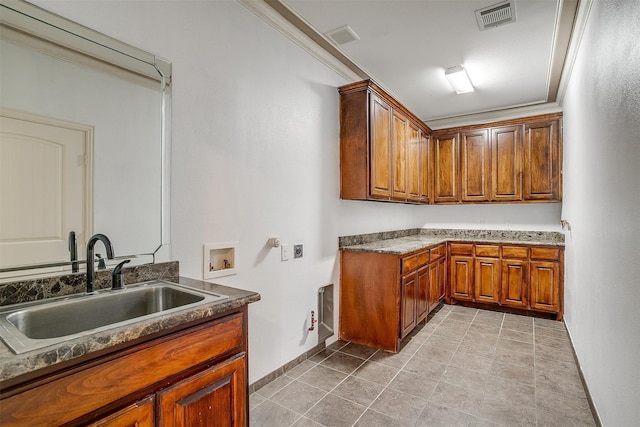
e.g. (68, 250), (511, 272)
(0, 111), (91, 270)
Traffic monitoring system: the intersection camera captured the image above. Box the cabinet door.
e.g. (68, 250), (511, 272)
(436, 257), (446, 303)
(406, 121), (421, 202)
(88, 396), (154, 427)
(524, 119), (561, 201)
(461, 130), (490, 202)
(530, 261), (560, 313)
(433, 133), (459, 203)
(450, 256), (473, 301)
(501, 260), (528, 308)
(401, 272), (417, 338)
(474, 258), (500, 303)
(157, 355), (247, 427)
(391, 109), (408, 200)
(369, 93), (392, 198)
(491, 125), (522, 201)
(417, 265), (429, 322)
(419, 131), (431, 202)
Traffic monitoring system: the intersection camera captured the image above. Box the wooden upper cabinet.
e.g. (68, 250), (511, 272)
(524, 118), (561, 201)
(491, 125), (523, 201)
(407, 121), (421, 202)
(370, 93), (393, 199)
(461, 130), (490, 202)
(339, 80), (432, 204)
(433, 132), (459, 203)
(392, 109), (409, 200)
(419, 131), (431, 202)
(339, 81), (561, 205)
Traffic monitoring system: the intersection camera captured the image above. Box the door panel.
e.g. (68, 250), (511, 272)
(450, 256), (473, 301)
(407, 121), (421, 201)
(461, 130), (490, 202)
(391, 110), (408, 200)
(530, 261), (560, 312)
(157, 355), (247, 427)
(401, 273), (417, 338)
(433, 133), (459, 203)
(0, 112), (91, 270)
(491, 125), (522, 201)
(524, 120), (560, 200)
(369, 94), (392, 198)
(501, 260), (528, 308)
(474, 258), (500, 303)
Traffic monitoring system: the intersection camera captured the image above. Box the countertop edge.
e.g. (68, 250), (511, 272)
(340, 235), (565, 256)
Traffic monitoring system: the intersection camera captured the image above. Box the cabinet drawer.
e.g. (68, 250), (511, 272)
(475, 245), (499, 258)
(418, 251), (430, 267)
(449, 243), (474, 256)
(0, 313), (245, 426)
(530, 247), (561, 261)
(430, 244), (445, 261)
(402, 255), (418, 273)
(502, 246), (529, 259)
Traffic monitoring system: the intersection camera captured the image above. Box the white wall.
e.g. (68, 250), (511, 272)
(561, 1), (640, 425)
(31, 0), (429, 382)
(420, 203), (561, 231)
(32, 0), (564, 386)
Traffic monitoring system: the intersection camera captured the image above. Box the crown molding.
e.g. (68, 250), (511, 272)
(556, 0), (594, 104)
(425, 102), (563, 130)
(238, 0), (591, 128)
(236, 0), (366, 82)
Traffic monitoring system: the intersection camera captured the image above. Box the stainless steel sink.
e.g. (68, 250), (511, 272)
(0, 280), (227, 354)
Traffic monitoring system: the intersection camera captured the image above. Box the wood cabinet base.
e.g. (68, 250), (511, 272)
(0, 308), (250, 427)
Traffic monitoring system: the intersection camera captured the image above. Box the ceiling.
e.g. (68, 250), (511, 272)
(265, 0), (579, 127)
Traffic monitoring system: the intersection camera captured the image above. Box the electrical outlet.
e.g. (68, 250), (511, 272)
(294, 244), (303, 259)
(281, 244), (290, 261)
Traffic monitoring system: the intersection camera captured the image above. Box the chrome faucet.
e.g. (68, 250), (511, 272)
(86, 234), (114, 294)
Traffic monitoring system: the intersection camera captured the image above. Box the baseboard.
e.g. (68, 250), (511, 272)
(249, 340), (326, 394)
(564, 323), (603, 427)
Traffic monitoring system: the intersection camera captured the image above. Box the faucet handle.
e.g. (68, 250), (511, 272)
(111, 259), (131, 290)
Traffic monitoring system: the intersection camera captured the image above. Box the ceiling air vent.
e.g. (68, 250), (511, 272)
(325, 25), (360, 45)
(475, 1), (517, 31)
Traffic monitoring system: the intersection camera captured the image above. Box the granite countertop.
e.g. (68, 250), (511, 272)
(340, 228), (565, 255)
(0, 277), (260, 383)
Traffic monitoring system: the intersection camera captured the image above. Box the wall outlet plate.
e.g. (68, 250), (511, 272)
(294, 244), (303, 259)
(281, 244), (290, 261)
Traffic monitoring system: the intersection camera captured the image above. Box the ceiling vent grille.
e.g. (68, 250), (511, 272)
(475, 1), (517, 31)
(325, 25), (360, 45)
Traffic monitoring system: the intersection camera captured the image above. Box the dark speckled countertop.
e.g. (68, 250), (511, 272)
(0, 277), (260, 383)
(339, 228), (565, 255)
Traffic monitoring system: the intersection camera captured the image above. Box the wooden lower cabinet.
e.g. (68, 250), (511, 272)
(447, 243), (563, 319)
(474, 257), (500, 304)
(428, 257), (446, 313)
(401, 272), (417, 338)
(530, 260), (561, 313)
(449, 256), (474, 301)
(501, 259), (529, 308)
(0, 309), (250, 427)
(417, 265), (430, 322)
(340, 244), (445, 352)
(89, 396), (155, 427)
(158, 355), (246, 427)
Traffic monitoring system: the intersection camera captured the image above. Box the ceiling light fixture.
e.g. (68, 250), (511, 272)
(445, 65), (474, 94)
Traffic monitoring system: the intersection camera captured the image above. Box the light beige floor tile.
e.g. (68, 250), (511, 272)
(331, 375), (384, 407)
(250, 399), (300, 427)
(370, 388), (428, 426)
(304, 394), (366, 427)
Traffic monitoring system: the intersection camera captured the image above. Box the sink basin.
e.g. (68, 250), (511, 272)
(0, 280), (227, 354)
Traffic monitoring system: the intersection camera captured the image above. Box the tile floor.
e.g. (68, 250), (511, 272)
(249, 304), (596, 426)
